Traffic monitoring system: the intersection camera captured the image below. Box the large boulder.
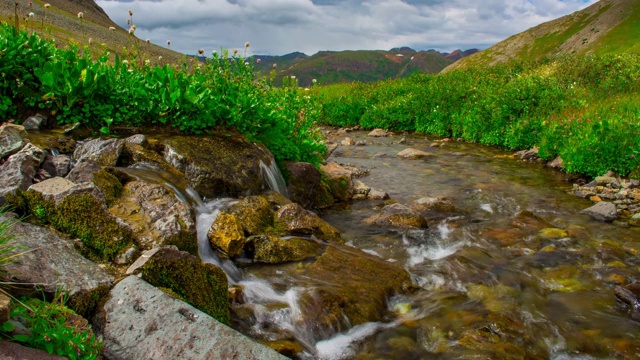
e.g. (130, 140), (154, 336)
(0, 143), (45, 203)
(275, 203), (343, 243)
(125, 247), (229, 323)
(580, 201), (618, 222)
(320, 162), (353, 202)
(2, 216), (113, 317)
(208, 212), (246, 257)
(65, 159), (102, 184)
(100, 275), (285, 360)
(370, 203), (429, 229)
(0, 123), (27, 158)
(41, 154), (71, 177)
(109, 181), (197, 253)
(245, 235), (322, 264)
(162, 133), (274, 198)
(285, 162), (334, 209)
(73, 138), (124, 166)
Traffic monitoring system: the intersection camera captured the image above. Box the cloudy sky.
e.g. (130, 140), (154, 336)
(95, 0), (598, 56)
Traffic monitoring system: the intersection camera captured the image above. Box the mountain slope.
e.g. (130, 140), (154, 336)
(445, 0), (640, 71)
(258, 48), (473, 87)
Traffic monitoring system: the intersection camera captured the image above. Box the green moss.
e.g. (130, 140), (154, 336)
(66, 284), (111, 318)
(140, 249), (230, 324)
(21, 190), (56, 226)
(91, 169), (123, 206)
(229, 196), (274, 235)
(157, 287), (187, 302)
(247, 235), (322, 264)
(52, 194), (131, 262)
(164, 230), (198, 257)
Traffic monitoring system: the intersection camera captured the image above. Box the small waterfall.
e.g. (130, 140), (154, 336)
(259, 159), (288, 197)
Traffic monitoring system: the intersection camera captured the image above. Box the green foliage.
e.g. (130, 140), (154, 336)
(0, 23), (325, 167)
(2, 297), (102, 359)
(315, 55), (640, 177)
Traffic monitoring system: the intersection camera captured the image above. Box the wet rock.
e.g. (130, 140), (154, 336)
(245, 235), (322, 264)
(124, 134), (149, 147)
(547, 156), (564, 169)
(109, 181), (196, 252)
(341, 137), (355, 146)
(285, 162), (334, 209)
(516, 147), (540, 161)
(0, 342), (67, 360)
(537, 228), (569, 240)
(26, 131), (76, 154)
(73, 138), (124, 166)
(326, 143), (338, 158)
(262, 190), (293, 210)
(614, 282), (640, 322)
(369, 188), (390, 200)
(303, 244), (412, 329)
(228, 196), (274, 235)
(41, 154), (71, 177)
(481, 228), (526, 247)
(21, 113), (47, 130)
(162, 133), (273, 198)
(630, 213), (640, 227)
(275, 203), (343, 243)
(511, 210), (551, 232)
(596, 176), (620, 188)
(355, 140), (367, 146)
(2, 216), (113, 317)
(321, 162), (353, 202)
(580, 201), (618, 222)
(353, 180), (371, 200)
(0, 123), (27, 158)
(65, 159), (102, 183)
(100, 275), (284, 360)
(397, 148), (433, 160)
(370, 203), (428, 229)
(0, 143), (45, 203)
(208, 212), (246, 257)
(411, 197), (458, 220)
(373, 152), (387, 158)
(368, 128), (389, 137)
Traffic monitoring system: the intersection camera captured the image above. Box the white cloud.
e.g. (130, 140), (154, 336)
(96, 0), (599, 55)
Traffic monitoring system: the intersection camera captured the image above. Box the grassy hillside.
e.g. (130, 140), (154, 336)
(0, 0), (188, 65)
(446, 0), (640, 71)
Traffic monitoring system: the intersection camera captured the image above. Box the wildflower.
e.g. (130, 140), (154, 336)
(632, 154), (636, 159)
(127, 19), (130, 25)
(166, 40), (171, 46)
(212, 50), (217, 57)
(44, 3), (50, 8)
(158, 56), (163, 61)
(88, 37), (92, 44)
(233, 49), (238, 55)
(128, 25), (136, 34)
(273, 63), (277, 69)
(122, 60), (129, 64)
(244, 62), (249, 65)
(145, 59), (150, 65)
(245, 42), (250, 48)
(28, 1), (32, 6)
(109, 26), (116, 31)
(198, 48), (204, 55)
(291, 76), (296, 79)
(128, 10), (133, 16)
(146, 39), (150, 43)
(77, 12), (83, 18)
(256, 58), (261, 64)
(28, 12), (34, 17)
(312, 78), (317, 84)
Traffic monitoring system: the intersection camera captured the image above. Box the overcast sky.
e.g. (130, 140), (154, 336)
(95, 0), (598, 56)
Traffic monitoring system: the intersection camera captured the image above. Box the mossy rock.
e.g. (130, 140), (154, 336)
(67, 284), (111, 318)
(161, 133), (274, 198)
(92, 169), (122, 206)
(228, 196), (274, 236)
(207, 212), (246, 257)
(165, 230), (198, 257)
(138, 247), (230, 324)
(245, 235), (323, 264)
(275, 203), (343, 243)
(18, 190), (131, 261)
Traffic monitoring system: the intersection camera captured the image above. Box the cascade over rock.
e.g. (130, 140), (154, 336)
(108, 180), (197, 253)
(228, 195), (274, 235)
(162, 133), (275, 198)
(208, 212), (247, 257)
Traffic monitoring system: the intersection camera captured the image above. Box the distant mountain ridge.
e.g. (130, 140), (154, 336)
(446, 0), (640, 71)
(254, 48), (478, 86)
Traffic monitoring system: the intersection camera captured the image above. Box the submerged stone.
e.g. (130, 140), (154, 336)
(397, 148), (433, 160)
(245, 235), (322, 264)
(370, 203), (429, 229)
(537, 228), (569, 240)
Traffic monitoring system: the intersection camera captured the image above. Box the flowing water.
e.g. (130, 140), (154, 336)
(119, 132), (640, 359)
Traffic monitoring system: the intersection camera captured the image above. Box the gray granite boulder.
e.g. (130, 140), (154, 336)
(100, 275), (286, 360)
(73, 138), (124, 166)
(0, 143), (45, 203)
(41, 154), (72, 177)
(2, 216), (113, 316)
(0, 123), (27, 158)
(580, 201), (618, 222)
(21, 113), (47, 130)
